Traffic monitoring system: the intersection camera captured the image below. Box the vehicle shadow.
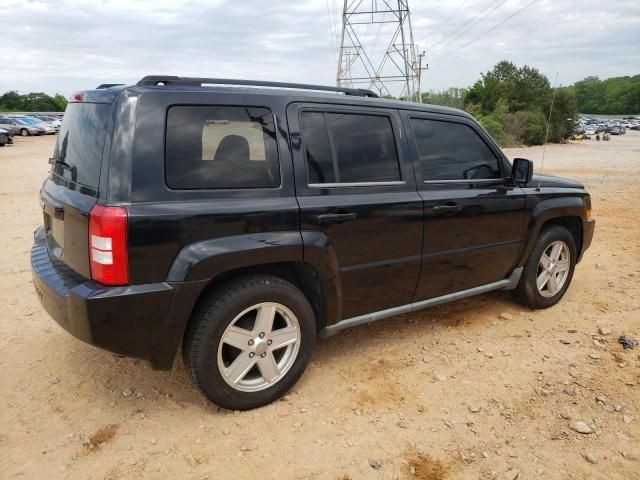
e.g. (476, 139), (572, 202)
(54, 289), (523, 415)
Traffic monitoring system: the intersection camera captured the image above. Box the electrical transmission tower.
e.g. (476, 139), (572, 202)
(336, 0), (426, 101)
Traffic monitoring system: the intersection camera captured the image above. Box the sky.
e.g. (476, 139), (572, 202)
(1, 0), (638, 97)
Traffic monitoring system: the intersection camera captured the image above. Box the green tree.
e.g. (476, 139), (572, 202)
(463, 60), (577, 146)
(0, 91), (24, 111)
(52, 94), (68, 112)
(421, 87), (468, 109)
(0, 91), (68, 112)
(574, 75), (640, 114)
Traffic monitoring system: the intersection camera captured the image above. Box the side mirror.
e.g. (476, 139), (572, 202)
(512, 158), (533, 185)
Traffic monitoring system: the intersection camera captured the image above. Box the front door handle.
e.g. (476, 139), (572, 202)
(432, 204), (463, 214)
(315, 212), (357, 224)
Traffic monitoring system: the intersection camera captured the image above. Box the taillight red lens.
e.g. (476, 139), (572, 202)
(69, 91), (84, 103)
(89, 204), (129, 285)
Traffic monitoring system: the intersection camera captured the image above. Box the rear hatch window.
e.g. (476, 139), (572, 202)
(43, 101), (112, 278)
(51, 103), (111, 190)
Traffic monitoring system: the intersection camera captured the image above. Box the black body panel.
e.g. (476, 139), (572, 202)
(287, 103), (423, 319)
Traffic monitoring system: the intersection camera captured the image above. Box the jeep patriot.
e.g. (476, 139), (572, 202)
(32, 76), (595, 409)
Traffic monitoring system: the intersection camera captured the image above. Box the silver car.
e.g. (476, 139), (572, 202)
(0, 117), (22, 136)
(9, 116), (50, 135)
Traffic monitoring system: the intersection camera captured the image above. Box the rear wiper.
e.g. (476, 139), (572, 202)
(49, 157), (71, 169)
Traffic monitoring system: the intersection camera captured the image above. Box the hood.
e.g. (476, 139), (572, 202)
(531, 173), (584, 189)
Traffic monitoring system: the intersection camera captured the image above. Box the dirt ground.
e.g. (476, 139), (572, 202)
(1, 132), (638, 480)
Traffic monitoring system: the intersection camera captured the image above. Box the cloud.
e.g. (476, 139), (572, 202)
(0, 0), (638, 96)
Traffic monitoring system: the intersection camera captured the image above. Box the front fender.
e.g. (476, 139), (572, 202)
(516, 194), (587, 267)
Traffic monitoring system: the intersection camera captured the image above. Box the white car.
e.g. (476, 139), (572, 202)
(34, 115), (62, 129)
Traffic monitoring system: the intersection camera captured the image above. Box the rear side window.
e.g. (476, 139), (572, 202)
(301, 111), (401, 184)
(409, 118), (502, 181)
(166, 106), (279, 189)
(52, 103), (111, 189)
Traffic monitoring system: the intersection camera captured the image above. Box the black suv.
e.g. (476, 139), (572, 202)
(32, 76), (595, 410)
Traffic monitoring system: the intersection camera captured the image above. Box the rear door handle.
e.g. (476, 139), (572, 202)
(315, 212), (357, 224)
(432, 204), (463, 214)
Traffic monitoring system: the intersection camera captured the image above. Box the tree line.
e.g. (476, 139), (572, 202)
(421, 62), (638, 146)
(572, 75), (639, 115)
(0, 91), (67, 112)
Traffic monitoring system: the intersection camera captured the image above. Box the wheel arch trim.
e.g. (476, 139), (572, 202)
(517, 196), (586, 268)
(165, 230), (342, 326)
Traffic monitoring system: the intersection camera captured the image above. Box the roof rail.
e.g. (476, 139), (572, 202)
(136, 75), (379, 98)
(96, 83), (124, 89)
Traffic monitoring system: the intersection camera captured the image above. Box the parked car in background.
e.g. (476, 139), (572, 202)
(0, 128), (11, 146)
(610, 126), (622, 135)
(9, 117), (46, 136)
(32, 114), (62, 129)
(0, 117), (21, 136)
(9, 116), (56, 135)
(29, 116), (60, 134)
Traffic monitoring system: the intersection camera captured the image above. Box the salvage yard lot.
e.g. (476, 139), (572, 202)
(1, 133), (638, 479)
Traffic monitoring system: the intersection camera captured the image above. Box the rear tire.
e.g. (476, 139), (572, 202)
(513, 225), (577, 309)
(20, 128), (29, 137)
(183, 275), (316, 410)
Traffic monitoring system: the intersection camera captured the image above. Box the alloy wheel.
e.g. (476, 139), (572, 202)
(217, 302), (301, 392)
(536, 240), (571, 297)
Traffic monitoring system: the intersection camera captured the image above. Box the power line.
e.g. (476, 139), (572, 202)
(425, 0), (467, 47)
(428, 0), (510, 57)
(429, 0), (539, 64)
(427, 0), (504, 52)
(326, 0), (341, 60)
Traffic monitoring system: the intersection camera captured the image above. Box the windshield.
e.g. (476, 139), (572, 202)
(16, 117), (39, 125)
(52, 102), (111, 190)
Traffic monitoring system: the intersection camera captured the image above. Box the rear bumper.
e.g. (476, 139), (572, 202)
(31, 230), (206, 369)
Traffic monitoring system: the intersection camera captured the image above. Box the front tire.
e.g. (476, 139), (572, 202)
(513, 225), (577, 309)
(183, 275), (316, 410)
(20, 128), (30, 137)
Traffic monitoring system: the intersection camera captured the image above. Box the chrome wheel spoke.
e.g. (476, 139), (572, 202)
(224, 352), (256, 385)
(269, 326), (299, 349)
(556, 259), (570, 272)
(222, 326), (253, 350)
(547, 273), (559, 293)
(537, 271), (550, 290)
(256, 353), (280, 382)
(539, 254), (552, 270)
(254, 304), (276, 335)
(550, 242), (563, 261)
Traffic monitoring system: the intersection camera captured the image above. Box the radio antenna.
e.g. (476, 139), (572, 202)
(537, 71), (559, 191)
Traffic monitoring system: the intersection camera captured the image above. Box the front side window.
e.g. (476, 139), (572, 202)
(301, 111), (401, 184)
(166, 106), (279, 189)
(409, 118), (502, 181)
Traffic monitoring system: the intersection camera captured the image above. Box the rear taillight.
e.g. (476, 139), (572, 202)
(69, 91), (84, 103)
(89, 204), (129, 285)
